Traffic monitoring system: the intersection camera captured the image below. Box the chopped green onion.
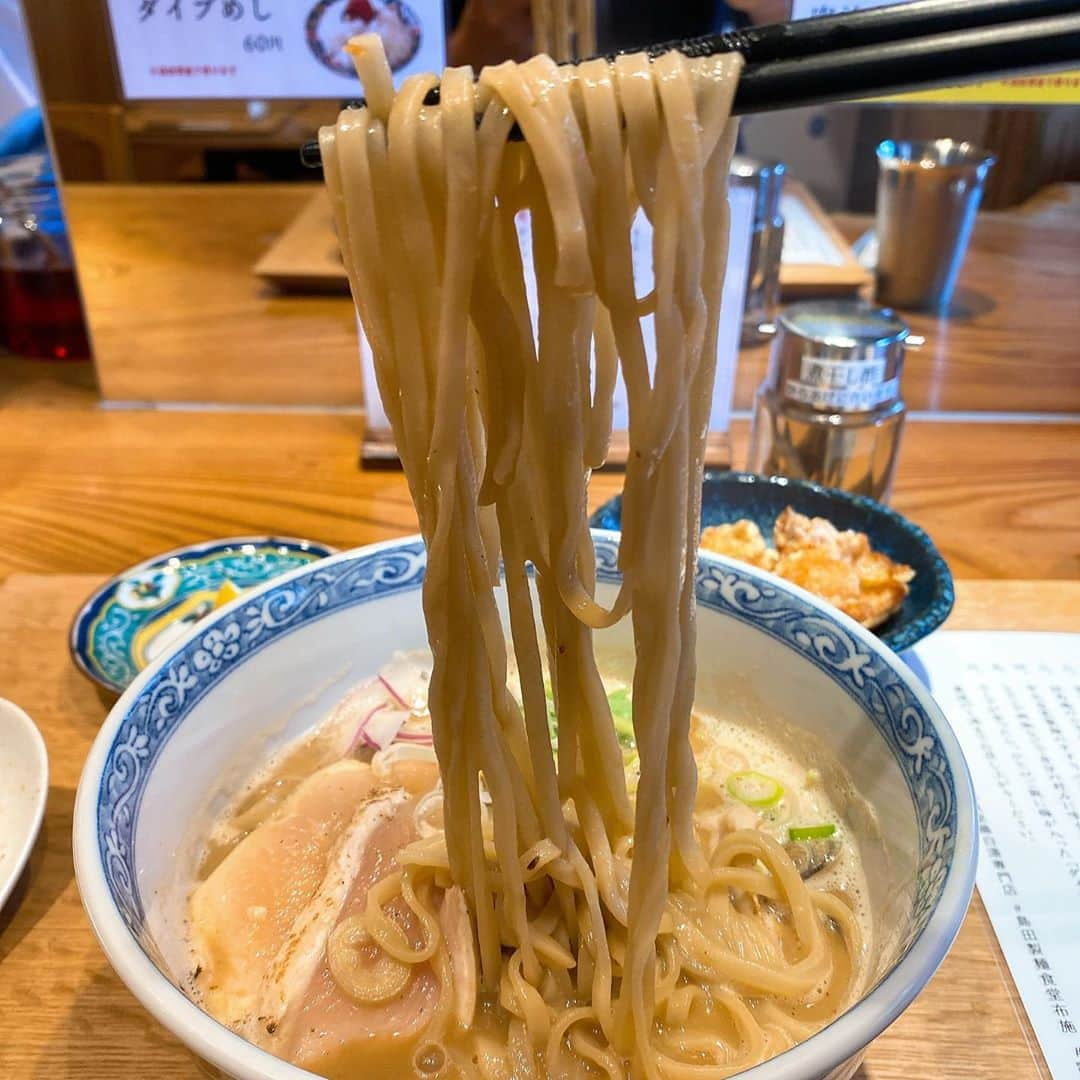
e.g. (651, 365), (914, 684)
(726, 770), (784, 809)
(545, 683), (637, 750)
(788, 823), (836, 841)
(607, 687), (635, 748)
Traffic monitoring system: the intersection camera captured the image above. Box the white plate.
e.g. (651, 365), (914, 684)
(0, 698), (48, 910)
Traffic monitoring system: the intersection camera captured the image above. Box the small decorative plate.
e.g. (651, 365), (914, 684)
(70, 537), (338, 694)
(590, 472), (954, 653)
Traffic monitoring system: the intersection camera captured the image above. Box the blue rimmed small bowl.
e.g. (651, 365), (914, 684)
(70, 536), (338, 695)
(591, 472), (954, 653)
(74, 532), (976, 1080)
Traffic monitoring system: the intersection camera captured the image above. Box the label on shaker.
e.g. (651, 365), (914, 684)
(783, 355), (896, 410)
(799, 356), (887, 390)
(784, 376), (899, 411)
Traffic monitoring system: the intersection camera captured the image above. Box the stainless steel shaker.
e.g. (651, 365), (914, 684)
(730, 156), (785, 345)
(874, 139), (995, 313)
(747, 300), (909, 502)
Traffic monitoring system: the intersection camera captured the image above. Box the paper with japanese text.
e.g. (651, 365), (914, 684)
(912, 632), (1080, 1078)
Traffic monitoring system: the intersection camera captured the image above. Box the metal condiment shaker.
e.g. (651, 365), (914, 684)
(730, 155), (785, 346)
(747, 300), (909, 503)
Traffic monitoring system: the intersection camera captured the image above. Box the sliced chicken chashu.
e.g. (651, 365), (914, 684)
(190, 758), (381, 1020)
(256, 791), (464, 1078)
(192, 747), (465, 1078)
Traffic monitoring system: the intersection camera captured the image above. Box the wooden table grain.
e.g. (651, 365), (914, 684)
(64, 182), (1080, 413)
(0, 385), (1076, 581)
(1, 571), (1072, 1079)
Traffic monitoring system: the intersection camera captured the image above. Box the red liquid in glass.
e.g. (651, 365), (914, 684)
(1, 266), (91, 360)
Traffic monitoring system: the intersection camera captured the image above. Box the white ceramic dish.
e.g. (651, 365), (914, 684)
(74, 533), (977, 1080)
(0, 698), (48, 910)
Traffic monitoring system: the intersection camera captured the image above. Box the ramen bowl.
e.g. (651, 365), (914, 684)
(74, 532), (976, 1080)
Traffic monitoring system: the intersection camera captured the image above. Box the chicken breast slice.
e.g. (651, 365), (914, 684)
(190, 758), (380, 1021)
(267, 794), (443, 1078)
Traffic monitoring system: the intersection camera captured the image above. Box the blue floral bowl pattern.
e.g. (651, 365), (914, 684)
(76, 533), (976, 1080)
(70, 536), (338, 694)
(590, 472), (955, 654)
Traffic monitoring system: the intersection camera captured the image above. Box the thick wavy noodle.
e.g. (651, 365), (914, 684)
(532, 0), (595, 62)
(316, 37), (865, 1078)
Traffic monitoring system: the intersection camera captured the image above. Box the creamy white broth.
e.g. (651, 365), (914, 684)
(184, 652), (873, 1079)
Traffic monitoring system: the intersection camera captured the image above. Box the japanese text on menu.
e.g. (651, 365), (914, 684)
(915, 632), (1080, 1076)
(106, 0), (447, 100)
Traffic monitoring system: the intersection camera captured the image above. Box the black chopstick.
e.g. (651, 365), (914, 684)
(735, 11), (1080, 114)
(300, 2), (1080, 167)
(648, 0), (1078, 65)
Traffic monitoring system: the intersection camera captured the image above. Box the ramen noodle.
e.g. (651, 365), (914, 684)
(187, 36), (871, 1080)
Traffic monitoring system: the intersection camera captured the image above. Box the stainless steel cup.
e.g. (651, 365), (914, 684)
(874, 139), (995, 313)
(730, 155), (786, 346)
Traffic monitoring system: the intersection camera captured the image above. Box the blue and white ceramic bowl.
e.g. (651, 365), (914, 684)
(70, 536), (338, 694)
(74, 533), (976, 1080)
(591, 472), (955, 654)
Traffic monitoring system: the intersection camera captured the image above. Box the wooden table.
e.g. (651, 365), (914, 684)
(0, 378), (1075, 580)
(0, 181), (1077, 1077)
(64, 182), (1080, 413)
